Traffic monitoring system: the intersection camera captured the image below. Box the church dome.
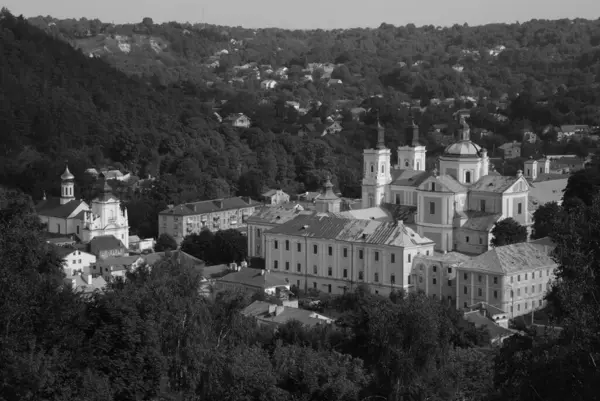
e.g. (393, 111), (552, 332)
(443, 140), (483, 158)
(61, 166), (75, 181)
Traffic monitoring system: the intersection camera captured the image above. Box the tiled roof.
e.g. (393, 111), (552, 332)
(219, 268), (289, 289)
(528, 179), (567, 205)
(36, 198), (87, 219)
(415, 251), (471, 264)
(242, 300), (333, 327)
(246, 206), (313, 225)
(460, 211), (502, 232)
(532, 173), (568, 182)
(129, 235), (141, 243)
(64, 274), (107, 294)
(160, 197), (257, 216)
(464, 311), (514, 341)
(391, 170), (431, 187)
(435, 175), (467, 193)
(459, 242), (556, 274)
(262, 189), (278, 197)
(266, 214), (434, 247)
(335, 206), (394, 222)
(529, 237), (556, 248)
(50, 244), (79, 259)
(90, 235), (125, 253)
(97, 255), (143, 269)
(470, 176), (520, 193)
(142, 250), (204, 267)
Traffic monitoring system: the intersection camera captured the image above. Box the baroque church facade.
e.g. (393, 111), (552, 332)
(361, 117), (532, 254)
(36, 166), (130, 248)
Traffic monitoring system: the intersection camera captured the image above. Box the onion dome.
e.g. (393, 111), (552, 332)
(61, 166), (75, 181)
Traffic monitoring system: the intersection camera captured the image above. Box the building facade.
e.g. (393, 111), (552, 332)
(36, 166), (130, 248)
(159, 197), (259, 243)
(411, 242), (556, 318)
(263, 214), (435, 296)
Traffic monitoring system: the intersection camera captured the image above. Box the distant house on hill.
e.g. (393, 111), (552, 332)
(498, 141), (522, 159)
(224, 113), (251, 128)
(261, 189), (290, 205)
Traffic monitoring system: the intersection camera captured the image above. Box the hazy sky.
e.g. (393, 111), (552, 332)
(3, 0), (600, 29)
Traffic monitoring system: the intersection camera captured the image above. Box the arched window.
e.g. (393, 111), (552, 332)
(370, 164), (374, 173)
(465, 171), (471, 183)
(416, 162), (420, 170)
(368, 195), (374, 207)
(381, 164), (385, 173)
(405, 161), (409, 167)
(56, 223), (60, 233)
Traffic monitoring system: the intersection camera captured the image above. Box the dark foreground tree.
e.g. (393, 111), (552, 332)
(155, 233), (178, 251)
(531, 202), (562, 239)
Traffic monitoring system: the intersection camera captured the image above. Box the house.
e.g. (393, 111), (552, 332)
(327, 78), (343, 87)
(324, 121), (343, 135)
(224, 113), (251, 128)
(260, 79), (277, 90)
(261, 189), (290, 205)
(216, 265), (290, 295)
(90, 255), (145, 281)
(560, 125), (590, 137)
(241, 300), (333, 329)
(498, 141), (522, 159)
(464, 305), (515, 346)
(51, 245), (97, 277)
(63, 273), (107, 295)
(412, 242), (557, 318)
(522, 131), (538, 144)
(263, 213), (435, 296)
(549, 156), (587, 173)
(89, 235), (127, 259)
(43, 232), (77, 247)
(159, 197), (259, 243)
(350, 107), (367, 121)
(128, 235), (154, 252)
(285, 101), (300, 110)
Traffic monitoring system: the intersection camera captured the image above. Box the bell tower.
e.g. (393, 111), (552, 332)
(362, 118), (392, 208)
(60, 165), (75, 205)
(397, 117), (427, 171)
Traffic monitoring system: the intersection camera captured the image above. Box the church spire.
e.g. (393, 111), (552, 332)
(459, 116), (470, 141)
(376, 111), (385, 149)
(411, 117), (420, 147)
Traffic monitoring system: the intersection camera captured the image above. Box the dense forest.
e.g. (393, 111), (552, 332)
(0, 9), (599, 240)
(2, 155), (600, 400)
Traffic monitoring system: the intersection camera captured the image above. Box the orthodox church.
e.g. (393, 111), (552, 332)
(36, 166), (130, 248)
(361, 117), (532, 254)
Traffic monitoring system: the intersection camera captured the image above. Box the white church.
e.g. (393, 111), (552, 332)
(36, 166), (130, 248)
(361, 117), (533, 254)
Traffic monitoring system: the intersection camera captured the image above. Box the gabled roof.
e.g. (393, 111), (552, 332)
(36, 198), (87, 219)
(65, 274), (106, 294)
(470, 176), (522, 194)
(160, 197), (258, 216)
(219, 268), (288, 289)
(391, 170), (431, 187)
(90, 235), (126, 253)
(533, 173), (568, 182)
(246, 206), (312, 225)
(242, 300), (333, 328)
(50, 244), (79, 259)
(463, 311), (514, 341)
(420, 175), (467, 193)
(460, 211), (502, 232)
(528, 179), (567, 205)
(267, 214), (434, 247)
(459, 242), (556, 274)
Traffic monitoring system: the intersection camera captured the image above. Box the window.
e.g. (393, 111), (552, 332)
(431, 182), (436, 191)
(478, 288), (482, 296)
(493, 277), (498, 284)
(370, 164), (374, 173)
(78, 259), (81, 264)
(328, 267), (332, 276)
(359, 250), (364, 259)
(465, 236), (470, 243)
(419, 276), (423, 283)
(429, 202), (435, 214)
(391, 274), (396, 284)
(525, 302), (528, 310)
(547, 269), (549, 276)
(313, 282), (317, 289)
(518, 202), (523, 214)
(374, 273), (379, 282)
(408, 276), (411, 284)
(76, 226), (80, 235)
(525, 273), (528, 280)
(358, 271), (364, 280)
(343, 269), (348, 278)
(511, 306), (513, 313)
(539, 271), (542, 278)
(381, 164), (384, 173)
(479, 237), (483, 245)
(375, 251), (379, 261)
(494, 290), (498, 298)
(313, 265), (317, 274)
(297, 243), (301, 252)
(313, 244), (318, 254)
(511, 276), (514, 283)
(408, 254), (411, 263)
(464, 286), (468, 294)
(448, 267), (453, 274)
(517, 289), (521, 296)
(405, 161), (409, 167)
(391, 253), (396, 263)
(343, 248), (348, 257)
(274, 260), (279, 269)
(297, 280), (300, 287)
(517, 304), (521, 311)
(328, 284), (332, 293)
(539, 300), (543, 307)
(297, 263), (301, 272)
(448, 280), (451, 286)
(433, 265), (437, 272)
(285, 261), (290, 271)
(518, 275), (521, 282)
(464, 302), (468, 308)
(539, 284), (542, 292)
(274, 240), (279, 249)
(510, 290), (514, 298)
(285, 240), (290, 250)
(426, 250), (430, 256)
(465, 171), (471, 183)
(72, 260), (76, 264)
(478, 275), (482, 283)
(433, 278), (437, 285)
(464, 273), (468, 280)
(328, 246), (333, 256)
(480, 199), (486, 212)
(395, 193), (401, 204)
(531, 285), (535, 293)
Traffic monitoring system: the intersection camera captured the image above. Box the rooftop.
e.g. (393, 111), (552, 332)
(219, 268), (289, 289)
(36, 198), (87, 219)
(459, 242), (556, 274)
(90, 235), (126, 253)
(242, 300), (333, 328)
(470, 175), (521, 193)
(266, 214), (434, 247)
(245, 206), (315, 225)
(464, 310), (514, 341)
(391, 170), (431, 187)
(460, 211), (503, 232)
(415, 250), (471, 264)
(159, 197), (258, 216)
(528, 179), (567, 205)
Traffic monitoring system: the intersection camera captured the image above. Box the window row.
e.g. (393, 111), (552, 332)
(272, 241), (427, 262)
(272, 261), (398, 284)
(509, 269), (552, 283)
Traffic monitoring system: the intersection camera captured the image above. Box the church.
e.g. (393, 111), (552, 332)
(36, 166), (130, 248)
(361, 117), (532, 254)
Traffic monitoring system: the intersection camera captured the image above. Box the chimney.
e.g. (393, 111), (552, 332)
(70, 278), (77, 288)
(268, 304), (277, 314)
(261, 269), (266, 275)
(275, 305), (285, 316)
(85, 274), (93, 285)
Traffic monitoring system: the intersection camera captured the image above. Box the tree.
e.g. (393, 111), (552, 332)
(531, 202), (562, 239)
(155, 233), (177, 252)
(180, 229), (215, 262)
(490, 218), (528, 247)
